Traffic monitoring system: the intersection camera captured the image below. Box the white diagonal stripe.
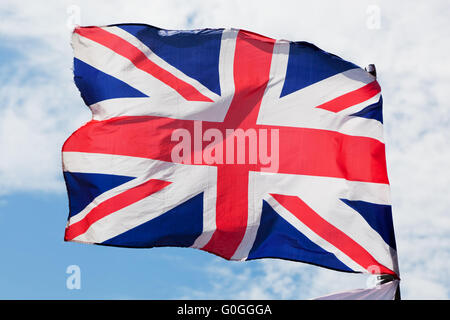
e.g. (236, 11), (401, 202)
(240, 172), (398, 274)
(105, 26), (220, 103)
(73, 28), (238, 122)
(266, 195), (367, 272)
(257, 44), (383, 141)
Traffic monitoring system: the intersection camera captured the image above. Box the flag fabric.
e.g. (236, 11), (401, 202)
(63, 24), (399, 277)
(313, 280), (399, 300)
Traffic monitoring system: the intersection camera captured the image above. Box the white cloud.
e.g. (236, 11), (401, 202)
(0, 0), (448, 298)
(181, 258), (372, 300)
(0, 45), (90, 193)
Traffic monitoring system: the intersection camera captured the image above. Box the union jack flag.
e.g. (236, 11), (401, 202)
(63, 24), (399, 276)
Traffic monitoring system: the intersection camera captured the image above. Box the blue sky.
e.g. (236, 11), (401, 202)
(0, 0), (449, 299)
(0, 192), (219, 299)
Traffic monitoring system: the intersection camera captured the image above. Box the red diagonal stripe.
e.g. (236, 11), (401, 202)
(74, 27), (213, 102)
(65, 179), (171, 241)
(270, 193), (396, 276)
(316, 80), (381, 112)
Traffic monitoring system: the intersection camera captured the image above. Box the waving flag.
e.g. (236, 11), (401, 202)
(63, 24), (399, 277)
